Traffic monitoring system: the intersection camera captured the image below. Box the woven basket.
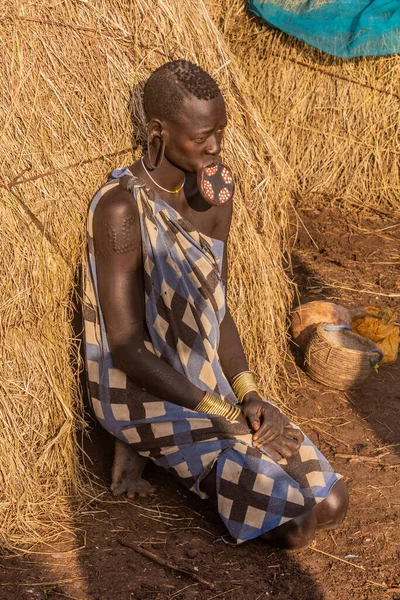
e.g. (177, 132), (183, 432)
(304, 323), (384, 390)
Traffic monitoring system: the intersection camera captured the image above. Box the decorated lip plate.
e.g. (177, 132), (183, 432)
(197, 161), (235, 206)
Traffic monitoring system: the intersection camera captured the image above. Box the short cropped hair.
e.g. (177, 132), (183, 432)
(143, 60), (221, 122)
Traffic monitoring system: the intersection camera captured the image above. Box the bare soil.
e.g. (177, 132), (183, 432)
(1, 206), (399, 600)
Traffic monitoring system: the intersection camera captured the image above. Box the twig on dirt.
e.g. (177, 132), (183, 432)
(152, 504), (202, 516)
(47, 591), (87, 600)
(309, 546), (366, 570)
(329, 532), (338, 548)
(335, 452), (390, 462)
(168, 583), (199, 599)
(366, 580), (400, 590)
(138, 513), (187, 525)
(376, 420), (395, 434)
(157, 526), (217, 536)
(369, 261), (400, 265)
(376, 443), (400, 451)
(343, 393), (360, 410)
(117, 538), (214, 588)
(299, 420), (350, 448)
(0, 577), (87, 586)
(348, 222), (400, 234)
(206, 587), (242, 600)
(128, 502), (186, 518)
(293, 206), (319, 250)
(111, 534), (167, 544)
(320, 282), (400, 298)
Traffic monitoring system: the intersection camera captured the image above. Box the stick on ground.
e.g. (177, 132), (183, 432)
(117, 538), (215, 588)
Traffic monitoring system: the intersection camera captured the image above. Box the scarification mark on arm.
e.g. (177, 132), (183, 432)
(106, 215), (141, 255)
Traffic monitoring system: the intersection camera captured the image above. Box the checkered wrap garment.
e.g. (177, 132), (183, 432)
(83, 167), (341, 543)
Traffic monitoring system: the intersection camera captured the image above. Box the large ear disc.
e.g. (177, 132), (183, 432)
(197, 161), (235, 206)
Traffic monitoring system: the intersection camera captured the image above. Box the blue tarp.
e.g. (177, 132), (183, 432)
(248, 0), (400, 58)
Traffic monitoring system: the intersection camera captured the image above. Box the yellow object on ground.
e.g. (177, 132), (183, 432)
(352, 306), (399, 364)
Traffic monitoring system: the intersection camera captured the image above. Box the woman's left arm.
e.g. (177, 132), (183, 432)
(214, 203), (286, 444)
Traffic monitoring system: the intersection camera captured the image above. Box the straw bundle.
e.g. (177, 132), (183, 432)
(208, 0), (400, 213)
(1, 0), (292, 550)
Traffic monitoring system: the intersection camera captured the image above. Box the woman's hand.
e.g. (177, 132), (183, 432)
(258, 428), (304, 461)
(242, 392), (286, 445)
(256, 424), (304, 460)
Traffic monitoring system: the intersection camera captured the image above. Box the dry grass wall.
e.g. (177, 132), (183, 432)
(208, 0), (400, 214)
(0, 0), (292, 551)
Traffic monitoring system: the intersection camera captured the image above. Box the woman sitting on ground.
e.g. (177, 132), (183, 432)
(82, 59), (348, 548)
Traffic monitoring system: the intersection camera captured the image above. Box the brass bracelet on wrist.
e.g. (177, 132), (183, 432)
(231, 371), (261, 404)
(195, 391), (241, 422)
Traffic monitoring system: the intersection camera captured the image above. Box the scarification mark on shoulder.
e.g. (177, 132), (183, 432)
(107, 215), (141, 255)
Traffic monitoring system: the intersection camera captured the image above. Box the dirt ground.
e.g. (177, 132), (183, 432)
(1, 206), (399, 600)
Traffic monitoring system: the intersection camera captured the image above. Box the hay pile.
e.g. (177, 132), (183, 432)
(210, 0), (400, 214)
(0, 0), (292, 551)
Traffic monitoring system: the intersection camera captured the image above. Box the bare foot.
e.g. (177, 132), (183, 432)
(111, 438), (156, 498)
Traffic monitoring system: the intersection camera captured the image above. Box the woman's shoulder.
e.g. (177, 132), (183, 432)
(94, 173), (141, 226)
